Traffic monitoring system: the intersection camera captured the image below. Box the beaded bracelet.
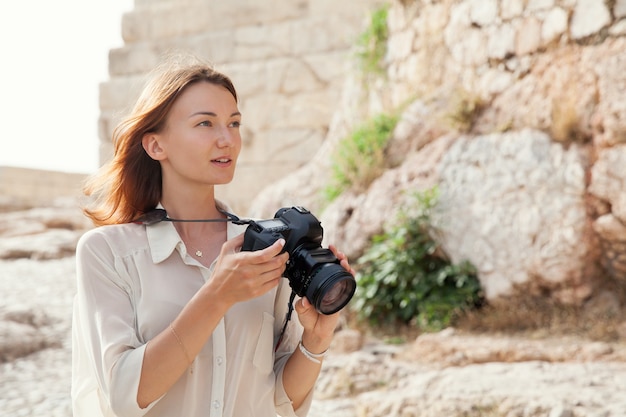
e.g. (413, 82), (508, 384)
(298, 340), (328, 364)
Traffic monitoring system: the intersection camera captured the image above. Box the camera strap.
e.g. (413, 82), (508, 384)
(274, 291), (296, 352)
(133, 208), (253, 226)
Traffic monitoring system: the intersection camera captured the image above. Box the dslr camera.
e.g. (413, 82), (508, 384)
(241, 206), (356, 315)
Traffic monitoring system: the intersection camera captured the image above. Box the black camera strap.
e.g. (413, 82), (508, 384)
(133, 208), (252, 226)
(275, 291), (297, 352)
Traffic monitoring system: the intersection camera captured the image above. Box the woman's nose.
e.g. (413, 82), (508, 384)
(216, 127), (233, 147)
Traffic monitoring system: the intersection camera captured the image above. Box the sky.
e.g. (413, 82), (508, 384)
(0, 0), (134, 174)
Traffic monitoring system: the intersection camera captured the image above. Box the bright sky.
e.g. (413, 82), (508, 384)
(0, 1), (133, 174)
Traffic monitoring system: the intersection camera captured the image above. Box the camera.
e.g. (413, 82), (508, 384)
(241, 206), (356, 315)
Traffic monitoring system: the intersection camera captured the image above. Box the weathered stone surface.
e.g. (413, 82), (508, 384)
(435, 129), (596, 301)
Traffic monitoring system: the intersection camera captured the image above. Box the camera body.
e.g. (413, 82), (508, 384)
(241, 206), (356, 315)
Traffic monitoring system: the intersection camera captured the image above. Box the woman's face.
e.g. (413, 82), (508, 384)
(147, 81), (242, 188)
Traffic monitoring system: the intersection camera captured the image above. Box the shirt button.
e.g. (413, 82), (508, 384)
(216, 356), (224, 365)
(213, 400), (221, 409)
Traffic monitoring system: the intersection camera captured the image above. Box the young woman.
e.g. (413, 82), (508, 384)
(71, 55), (354, 417)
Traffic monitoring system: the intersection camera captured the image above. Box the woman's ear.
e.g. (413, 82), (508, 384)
(142, 133), (166, 161)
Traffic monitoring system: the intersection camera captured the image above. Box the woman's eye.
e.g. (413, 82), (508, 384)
(230, 120), (241, 128)
(198, 120), (212, 127)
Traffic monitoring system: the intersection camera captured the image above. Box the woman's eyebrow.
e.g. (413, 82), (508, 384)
(191, 111), (242, 117)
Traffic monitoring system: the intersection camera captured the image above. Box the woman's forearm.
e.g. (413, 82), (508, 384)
(137, 292), (229, 408)
(281, 337), (329, 410)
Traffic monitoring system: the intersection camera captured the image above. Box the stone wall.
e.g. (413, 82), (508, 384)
(0, 166), (86, 209)
(246, 0), (626, 303)
(99, 0), (384, 215)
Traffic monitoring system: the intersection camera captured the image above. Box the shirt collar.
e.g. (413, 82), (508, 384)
(145, 201), (247, 264)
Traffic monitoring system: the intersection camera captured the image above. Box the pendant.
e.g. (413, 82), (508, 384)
(195, 250), (203, 257)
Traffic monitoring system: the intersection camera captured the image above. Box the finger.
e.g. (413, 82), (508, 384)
(257, 257), (288, 282)
(329, 244), (354, 274)
(341, 259), (355, 276)
(251, 238), (286, 264)
(329, 244), (347, 261)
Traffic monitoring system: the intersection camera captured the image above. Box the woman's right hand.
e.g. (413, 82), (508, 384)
(202, 234), (289, 309)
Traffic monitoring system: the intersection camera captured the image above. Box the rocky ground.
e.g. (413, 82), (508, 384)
(1, 205), (626, 417)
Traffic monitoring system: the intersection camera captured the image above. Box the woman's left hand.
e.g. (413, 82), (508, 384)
(294, 244), (355, 353)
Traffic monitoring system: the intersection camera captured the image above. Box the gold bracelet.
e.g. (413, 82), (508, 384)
(169, 323), (192, 366)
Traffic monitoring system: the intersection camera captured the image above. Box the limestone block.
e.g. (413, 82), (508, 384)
(468, 0), (498, 27)
(241, 89), (334, 133)
(501, 0), (525, 20)
(232, 24), (291, 61)
(486, 24), (516, 60)
(98, 76), (143, 110)
(570, 0), (611, 40)
(527, 0), (556, 12)
(289, 14), (367, 55)
(302, 51), (352, 85)
(516, 16), (542, 56)
(445, 3), (488, 66)
(108, 45), (169, 76)
(541, 7), (568, 45)
(122, 5), (213, 42)
(223, 61), (269, 99)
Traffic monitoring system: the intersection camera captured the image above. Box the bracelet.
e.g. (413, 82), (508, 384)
(169, 323), (193, 366)
(298, 340), (328, 364)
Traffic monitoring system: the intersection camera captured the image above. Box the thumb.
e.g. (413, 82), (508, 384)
(296, 296), (313, 314)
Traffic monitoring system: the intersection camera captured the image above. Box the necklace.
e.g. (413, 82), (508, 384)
(195, 250), (203, 257)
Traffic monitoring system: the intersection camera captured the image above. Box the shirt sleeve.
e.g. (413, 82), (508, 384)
(272, 281), (314, 417)
(72, 229), (160, 417)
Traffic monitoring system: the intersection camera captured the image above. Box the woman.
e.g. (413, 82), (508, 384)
(71, 54), (353, 417)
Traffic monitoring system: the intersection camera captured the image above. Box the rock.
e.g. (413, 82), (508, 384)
(0, 308), (58, 363)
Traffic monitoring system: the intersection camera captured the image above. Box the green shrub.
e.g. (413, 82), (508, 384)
(353, 188), (483, 330)
(324, 113), (398, 201)
(355, 4), (389, 76)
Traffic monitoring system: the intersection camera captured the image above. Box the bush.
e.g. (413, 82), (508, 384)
(324, 113), (398, 201)
(353, 188), (483, 330)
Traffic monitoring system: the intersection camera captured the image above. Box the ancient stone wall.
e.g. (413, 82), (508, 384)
(0, 166), (86, 209)
(98, 0), (384, 215)
(248, 0), (626, 304)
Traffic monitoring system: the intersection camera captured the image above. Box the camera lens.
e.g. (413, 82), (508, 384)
(307, 263), (356, 315)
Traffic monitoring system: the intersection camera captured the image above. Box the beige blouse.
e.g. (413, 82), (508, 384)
(71, 210), (310, 417)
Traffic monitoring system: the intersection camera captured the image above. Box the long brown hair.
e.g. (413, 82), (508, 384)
(82, 54), (238, 226)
